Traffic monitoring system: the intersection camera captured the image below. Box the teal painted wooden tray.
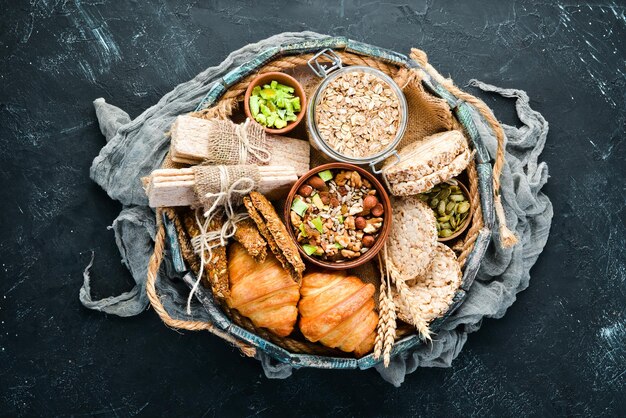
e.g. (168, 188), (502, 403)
(170, 37), (494, 370)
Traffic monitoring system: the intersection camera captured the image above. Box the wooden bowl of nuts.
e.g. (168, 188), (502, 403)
(418, 180), (474, 242)
(244, 71), (307, 135)
(284, 163), (392, 270)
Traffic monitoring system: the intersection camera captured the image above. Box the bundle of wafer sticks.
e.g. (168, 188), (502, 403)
(169, 115), (310, 176)
(147, 166), (297, 207)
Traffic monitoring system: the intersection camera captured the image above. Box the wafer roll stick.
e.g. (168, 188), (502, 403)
(146, 166), (297, 207)
(169, 115), (310, 176)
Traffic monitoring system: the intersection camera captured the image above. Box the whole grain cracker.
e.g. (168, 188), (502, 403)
(386, 197), (438, 280)
(395, 242), (462, 324)
(182, 210), (230, 301)
(243, 195), (299, 282)
(248, 191), (305, 281)
(388, 148), (471, 196)
(233, 217), (267, 263)
(383, 130), (471, 196)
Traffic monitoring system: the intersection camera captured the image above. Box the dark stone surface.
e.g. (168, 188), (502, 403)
(1, 0), (624, 416)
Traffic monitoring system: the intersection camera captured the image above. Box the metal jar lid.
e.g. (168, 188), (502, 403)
(306, 49), (407, 173)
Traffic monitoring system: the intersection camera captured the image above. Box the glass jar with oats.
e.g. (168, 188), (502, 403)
(306, 49), (408, 173)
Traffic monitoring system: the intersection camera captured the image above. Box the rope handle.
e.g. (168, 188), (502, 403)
(145, 208), (256, 357)
(409, 49), (518, 248)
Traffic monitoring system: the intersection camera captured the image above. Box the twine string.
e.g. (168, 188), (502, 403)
(186, 166), (256, 314)
(236, 119), (271, 164)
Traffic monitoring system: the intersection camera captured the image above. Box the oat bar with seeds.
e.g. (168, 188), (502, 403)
(243, 196), (297, 280)
(233, 217), (267, 263)
(182, 210), (230, 301)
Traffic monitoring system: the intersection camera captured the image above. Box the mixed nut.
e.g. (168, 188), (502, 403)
(418, 182), (471, 238)
(315, 71), (401, 158)
(290, 169), (385, 262)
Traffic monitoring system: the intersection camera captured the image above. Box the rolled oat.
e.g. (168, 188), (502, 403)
(315, 71), (401, 158)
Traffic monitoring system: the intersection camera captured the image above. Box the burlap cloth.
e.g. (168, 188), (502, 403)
(80, 32), (552, 386)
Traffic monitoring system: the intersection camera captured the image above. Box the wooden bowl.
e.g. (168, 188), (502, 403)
(438, 180), (474, 242)
(243, 71), (307, 135)
(284, 163), (392, 270)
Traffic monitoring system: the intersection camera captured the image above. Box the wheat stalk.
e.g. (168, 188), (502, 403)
(383, 248), (433, 342)
(374, 249), (397, 367)
(392, 272), (432, 342)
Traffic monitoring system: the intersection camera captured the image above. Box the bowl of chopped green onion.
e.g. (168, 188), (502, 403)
(244, 72), (306, 134)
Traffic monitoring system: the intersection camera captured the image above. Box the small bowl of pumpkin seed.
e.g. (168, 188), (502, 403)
(418, 180), (473, 242)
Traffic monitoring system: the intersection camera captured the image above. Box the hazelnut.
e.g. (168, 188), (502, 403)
(354, 216), (367, 230)
(308, 176), (327, 191)
(361, 235), (375, 248)
(319, 191), (330, 205)
(298, 184), (313, 197)
(330, 196), (340, 207)
(363, 195), (378, 211)
(337, 186), (348, 196)
(371, 203), (384, 217)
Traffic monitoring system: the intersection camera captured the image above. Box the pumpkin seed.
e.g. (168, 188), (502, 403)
(419, 182), (471, 238)
(457, 201), (470, 214)
(437, 200), (446, 216)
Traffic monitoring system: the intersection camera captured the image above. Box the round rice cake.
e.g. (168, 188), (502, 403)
(395, 242), (462, 324)
(387, 196), (438, 280)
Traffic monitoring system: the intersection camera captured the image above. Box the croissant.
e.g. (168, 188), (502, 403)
(298, 271), (378, 357)
(227, 243), (300, 337)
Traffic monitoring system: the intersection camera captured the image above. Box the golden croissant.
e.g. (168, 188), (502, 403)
(298, 271), (378, 357)
(227, 243), (300, 337)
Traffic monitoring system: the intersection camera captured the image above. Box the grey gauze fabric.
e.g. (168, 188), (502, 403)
(80, 32), (552, 386)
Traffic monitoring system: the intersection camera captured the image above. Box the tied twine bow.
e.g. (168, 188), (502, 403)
(186, 165), (259, 314)
(234, 118), (271, 165)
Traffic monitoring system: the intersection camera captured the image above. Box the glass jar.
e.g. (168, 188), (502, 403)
(306, 49), (408, 173)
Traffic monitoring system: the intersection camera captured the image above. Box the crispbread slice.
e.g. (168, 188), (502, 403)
(387, 197), (438, 280)
(243, 195), (301, 282)
(248, 192), (305, 281)
(233, 217), (267, 263)
(182, 211), (230, 301)
(383, 130), (470, 196)
(388, 148), (471, 196)
(395, 242), (462, 325)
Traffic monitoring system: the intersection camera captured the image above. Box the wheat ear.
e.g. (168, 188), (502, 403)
(374, 249), (397, 367)
(392, 272), (432, 342)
